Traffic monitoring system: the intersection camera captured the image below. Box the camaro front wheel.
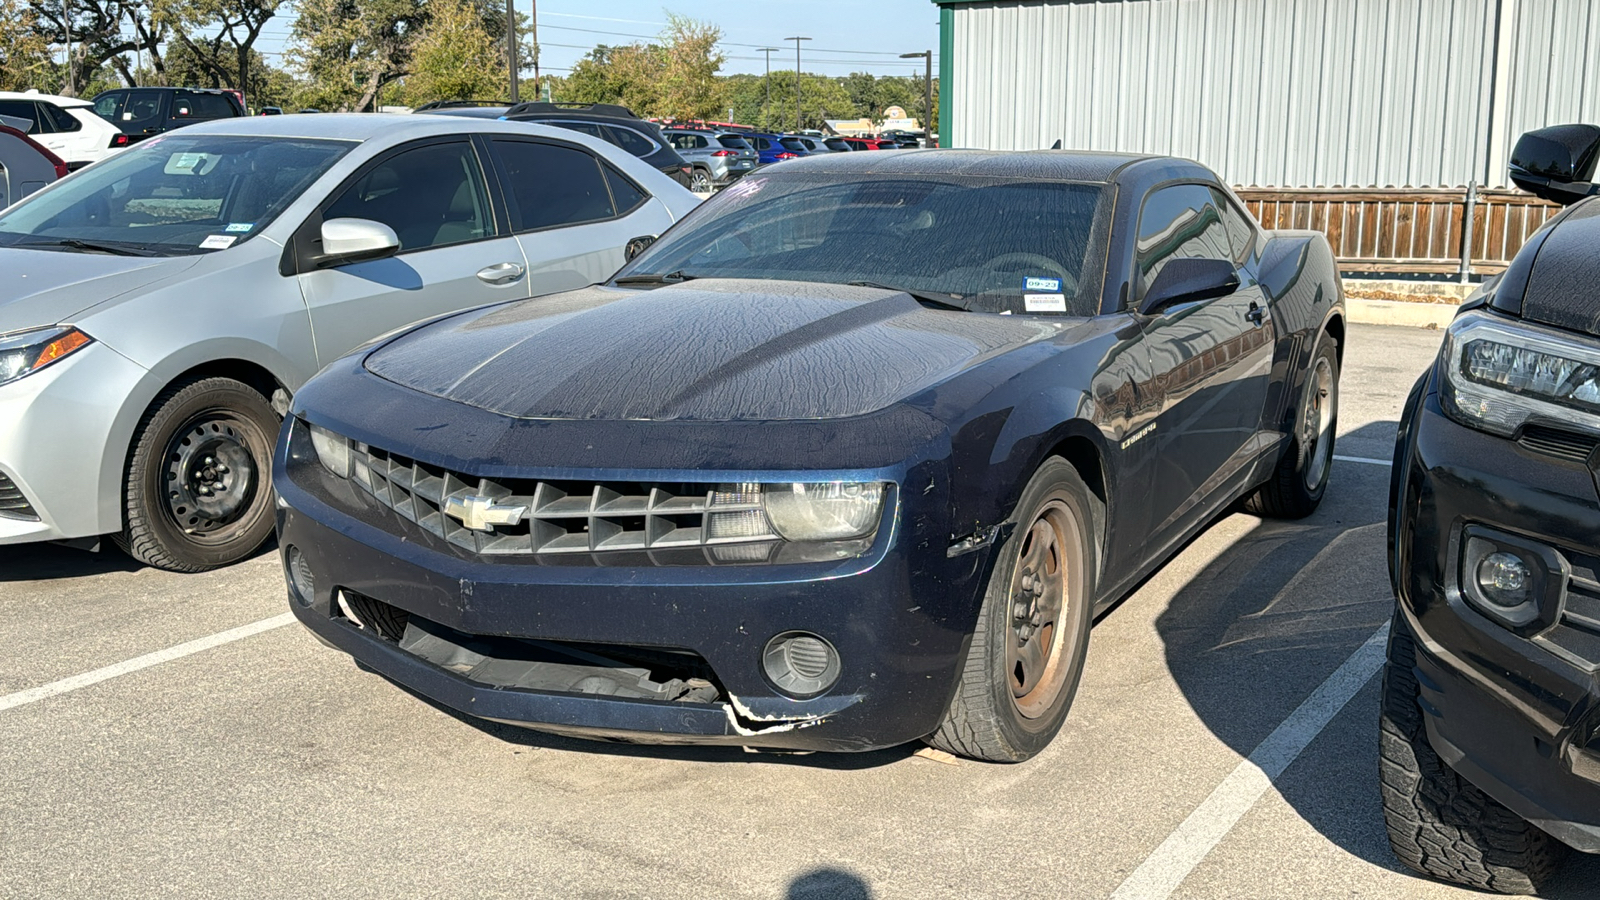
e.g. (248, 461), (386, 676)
(115, 377), (279, 572)
(927, 457), (1099, 762)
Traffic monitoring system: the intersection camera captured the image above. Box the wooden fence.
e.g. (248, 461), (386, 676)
(1234, 186), (1561, 277)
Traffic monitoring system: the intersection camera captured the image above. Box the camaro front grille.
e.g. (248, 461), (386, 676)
(0, 472), (39, 521)
(350, 445), (782, 561)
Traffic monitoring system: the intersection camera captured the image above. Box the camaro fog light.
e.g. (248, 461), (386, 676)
(1477, 552), (1532, 608)
(284, 545), (315, 606)
(307, 422), (351, 478)
(762, 631), (841, 698)
(762, 482), (885, 541)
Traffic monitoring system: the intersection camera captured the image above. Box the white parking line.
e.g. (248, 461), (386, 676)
(1110, 623), (1392, 900)
(0, 613), (295, 713)
(1334, 454), (1392, 467)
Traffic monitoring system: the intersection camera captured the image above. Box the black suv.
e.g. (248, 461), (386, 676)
(1384, 123), (1600, 894)
(500, 102), (692, 189)
(91, 87), (244, 144)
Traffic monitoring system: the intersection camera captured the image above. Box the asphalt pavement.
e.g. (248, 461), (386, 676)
(4, 323), (1598, 899)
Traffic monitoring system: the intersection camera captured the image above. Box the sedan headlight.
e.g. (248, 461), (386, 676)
(1441, 312), (1600, 437)
(762, 482), (885, 541)
(0, 326), (93, 388)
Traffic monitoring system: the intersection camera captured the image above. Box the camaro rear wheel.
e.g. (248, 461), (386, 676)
(1378, 611), (1566, 893)
(1246, 333), (1339, 518)
(926, 457), (1099, 762)
(115, 377), (279, 572)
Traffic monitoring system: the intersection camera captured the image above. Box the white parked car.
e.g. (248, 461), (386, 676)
(0, 113), (699, 570)
(0, 91), (126, 168)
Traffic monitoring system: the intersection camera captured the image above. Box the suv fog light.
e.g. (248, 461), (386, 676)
(284, 544), (315, 606)
(1477, 552), (1532, 607)
(762, 631), (841, 698)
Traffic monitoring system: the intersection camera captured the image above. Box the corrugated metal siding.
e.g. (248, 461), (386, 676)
(948, 0), (1600, 188)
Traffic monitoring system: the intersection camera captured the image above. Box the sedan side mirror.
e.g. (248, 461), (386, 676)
(1509, 124), (1600, 206)
(1138, 257), (1240, 316)
(318, 217), (399, 267)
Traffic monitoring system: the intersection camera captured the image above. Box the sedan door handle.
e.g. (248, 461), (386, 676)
(476, 262), (525, 285)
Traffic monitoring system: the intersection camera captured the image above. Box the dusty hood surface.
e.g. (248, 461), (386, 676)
(365, 279), (1063, 421)
(0, 248), (197, 333)
(1522, 200), (1600, 335)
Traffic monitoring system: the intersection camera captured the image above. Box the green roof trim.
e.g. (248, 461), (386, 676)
(938, 5), (953, 147)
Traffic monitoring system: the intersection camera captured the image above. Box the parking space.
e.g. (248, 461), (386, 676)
(4, 323), (1598, 900)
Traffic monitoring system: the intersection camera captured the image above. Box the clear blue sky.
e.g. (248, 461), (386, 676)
(252, 0), (941, 79)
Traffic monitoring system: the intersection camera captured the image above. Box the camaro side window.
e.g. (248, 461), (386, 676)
(1212, 188), (1257, 265)
(1134, 184), (1233, 301)
(323, 142), (492, 252)
(492, 139), (617, 232)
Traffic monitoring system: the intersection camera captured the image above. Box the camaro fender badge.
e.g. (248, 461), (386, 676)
(443, 495), (528, 532)
(1120, 422), (1157, 451)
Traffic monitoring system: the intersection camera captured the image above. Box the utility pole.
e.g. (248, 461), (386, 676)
(531, 0), (541, 102)
(784, 36), (810, 132)
(506, 0), (519, 102)
(759, 47), (778, 129)
(62, 0), (72, 96)
(900, 51), (933, 145)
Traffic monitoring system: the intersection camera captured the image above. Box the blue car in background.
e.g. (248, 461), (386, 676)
(744, 132), (808, 164)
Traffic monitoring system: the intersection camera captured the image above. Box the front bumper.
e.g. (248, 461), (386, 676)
(1392, 372), (1600, 852)
(274, 407), (994, 752)
(0, 343), (150, 544)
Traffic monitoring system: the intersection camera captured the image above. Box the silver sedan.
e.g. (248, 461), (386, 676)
(0, 113), (699, 570)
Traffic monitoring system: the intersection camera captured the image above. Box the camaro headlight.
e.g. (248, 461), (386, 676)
(0, 326), (93, 388)
(1441, 312), (1600, 437)
(762, 482), (885, 541)
(307, 422), (352, 478)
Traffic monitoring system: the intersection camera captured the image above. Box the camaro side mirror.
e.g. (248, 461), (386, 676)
(1138, 257), (1240, 316)
(624, 234), (658, 261)
(318, 218), (400, 267)
(1509, 124), (1600, 206)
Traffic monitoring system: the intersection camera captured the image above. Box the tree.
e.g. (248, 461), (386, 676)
(761, 71), (854, 132)
(401, 0), (499, 105)
(559, 13), (724, 118)
(155, 0), (283, 102)
(25, 0), (164, 95)
(288, 0), (425, 111)
(0, 0), (54, 91)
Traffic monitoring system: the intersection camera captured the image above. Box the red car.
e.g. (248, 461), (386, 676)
(0, 123), (68, 208)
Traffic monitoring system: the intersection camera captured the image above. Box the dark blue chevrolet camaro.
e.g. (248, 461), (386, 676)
(273, 149), (1345, 761)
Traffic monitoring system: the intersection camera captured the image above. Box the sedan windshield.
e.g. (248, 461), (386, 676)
(615, 173), (1112, 315)
(0, 135), (353, 255)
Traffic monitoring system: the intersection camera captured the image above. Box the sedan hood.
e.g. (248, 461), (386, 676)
(0, 248), (198, 334)
(365, 279), (1064, 421)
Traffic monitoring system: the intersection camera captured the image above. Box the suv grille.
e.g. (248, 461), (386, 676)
(351, 444), (782, 561)
(0, 472), (38, 521)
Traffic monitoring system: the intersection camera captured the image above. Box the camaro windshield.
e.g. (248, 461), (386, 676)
(0, 135), (353, 255)
(615, 173), (1112, 315)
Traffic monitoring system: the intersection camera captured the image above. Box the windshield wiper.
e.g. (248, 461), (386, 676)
(21, 238), (157, 257)
(613, 270), (698, 287)
(846, 281), (968, 311)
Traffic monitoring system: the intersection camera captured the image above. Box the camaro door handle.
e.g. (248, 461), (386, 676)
(1246, 301), (1268, 326)
(476, 262), (525, 285)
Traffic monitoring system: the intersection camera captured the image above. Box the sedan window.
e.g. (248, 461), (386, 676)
(324, 142), (492, 252)
(491, 139), (618, 232)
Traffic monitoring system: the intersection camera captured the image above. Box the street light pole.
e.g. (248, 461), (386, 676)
(758, 47), (778, 129)
(784, 36), (810, 132)
(505, 0), (519, 102)
(531, 0), (541, 101)
(63, 0), (72, 96)
(900, 51), (933, 145)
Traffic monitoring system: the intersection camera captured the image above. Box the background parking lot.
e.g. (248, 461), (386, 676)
(4, 323), (1598, 900)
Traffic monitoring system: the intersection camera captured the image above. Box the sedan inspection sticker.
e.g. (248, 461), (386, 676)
(200, 235), (237, 250)
(1024, 276), (1063, 292)
(1024, 293), (1068, 313)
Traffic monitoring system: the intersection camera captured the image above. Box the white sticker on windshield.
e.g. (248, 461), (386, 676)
(225, 222), (254, 233)
(1024, 293), (1067, 313)
(1024, 276), (1063, 292)
(200, 235), (237, 250)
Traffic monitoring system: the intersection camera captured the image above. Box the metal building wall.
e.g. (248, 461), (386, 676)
(946, 0), (1600, 188)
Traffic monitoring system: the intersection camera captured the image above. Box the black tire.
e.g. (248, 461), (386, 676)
(113, 377), (279, 572)
(690, 167), (713, 193)
(926, 457), (1100, 762)
(1378, 611), (1567, 893)
(1246, 333), (1339, 519)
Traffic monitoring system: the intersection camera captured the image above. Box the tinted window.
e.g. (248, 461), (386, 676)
(1212, 188), (1257, 265)
(603, 125), (655, 157)
(779, 138), (808, 152)
(173, 93), (236, 120)
(1134, 183), (1234, 302)
(92, 93), (124, 120)
(753, 137), (772, 151)
(604, 166), (647, 214)
(825, 139), (851, 151)
(42, 103), (80, 133)
(0, 100), (40, 133)
(492, 139), (616, 231)
(324, 142), (492, 252)
(717, 135), (751, 150)
(120, 91), (165, 130)
(548, 120), (606, 140)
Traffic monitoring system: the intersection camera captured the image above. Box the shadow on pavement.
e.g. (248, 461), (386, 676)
(787, 867), (875, 899)
(0, 535), (278, 582)
(1152, 419), (1600, 895)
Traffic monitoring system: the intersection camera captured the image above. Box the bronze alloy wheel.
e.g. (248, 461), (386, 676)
(1006, 500), (1082, 719)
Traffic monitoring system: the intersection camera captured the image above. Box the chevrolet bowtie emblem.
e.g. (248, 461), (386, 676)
(442, 495), (528, 532)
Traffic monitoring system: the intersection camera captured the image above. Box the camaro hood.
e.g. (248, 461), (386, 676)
(0, 248), (197, 334)
(365, 279), (1064, 421)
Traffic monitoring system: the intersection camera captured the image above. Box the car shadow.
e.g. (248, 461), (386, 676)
(0, 535), (279, 582)
(1152, 419), (1600, 895)
(786, 867), (876, 899)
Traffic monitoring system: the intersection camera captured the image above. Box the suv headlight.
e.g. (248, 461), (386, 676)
(0, 326), (93, 388)
(1440, 312), (1600, 437)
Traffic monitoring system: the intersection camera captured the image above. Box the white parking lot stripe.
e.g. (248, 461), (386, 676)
(1109, 622), (1392, 900)
(0, 613), (295, 713)
(1335, 454), (1392, 467)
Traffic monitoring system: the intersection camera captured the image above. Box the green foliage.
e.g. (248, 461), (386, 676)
(756, 70), (855, 132)
(0, 0), (54, 91)
(560, 12), (724, 119)
(401, 0), (500, 105)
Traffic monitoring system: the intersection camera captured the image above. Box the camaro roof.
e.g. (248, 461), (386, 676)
(777, 148), (1165, 183)
(174, 112), (566, 143)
